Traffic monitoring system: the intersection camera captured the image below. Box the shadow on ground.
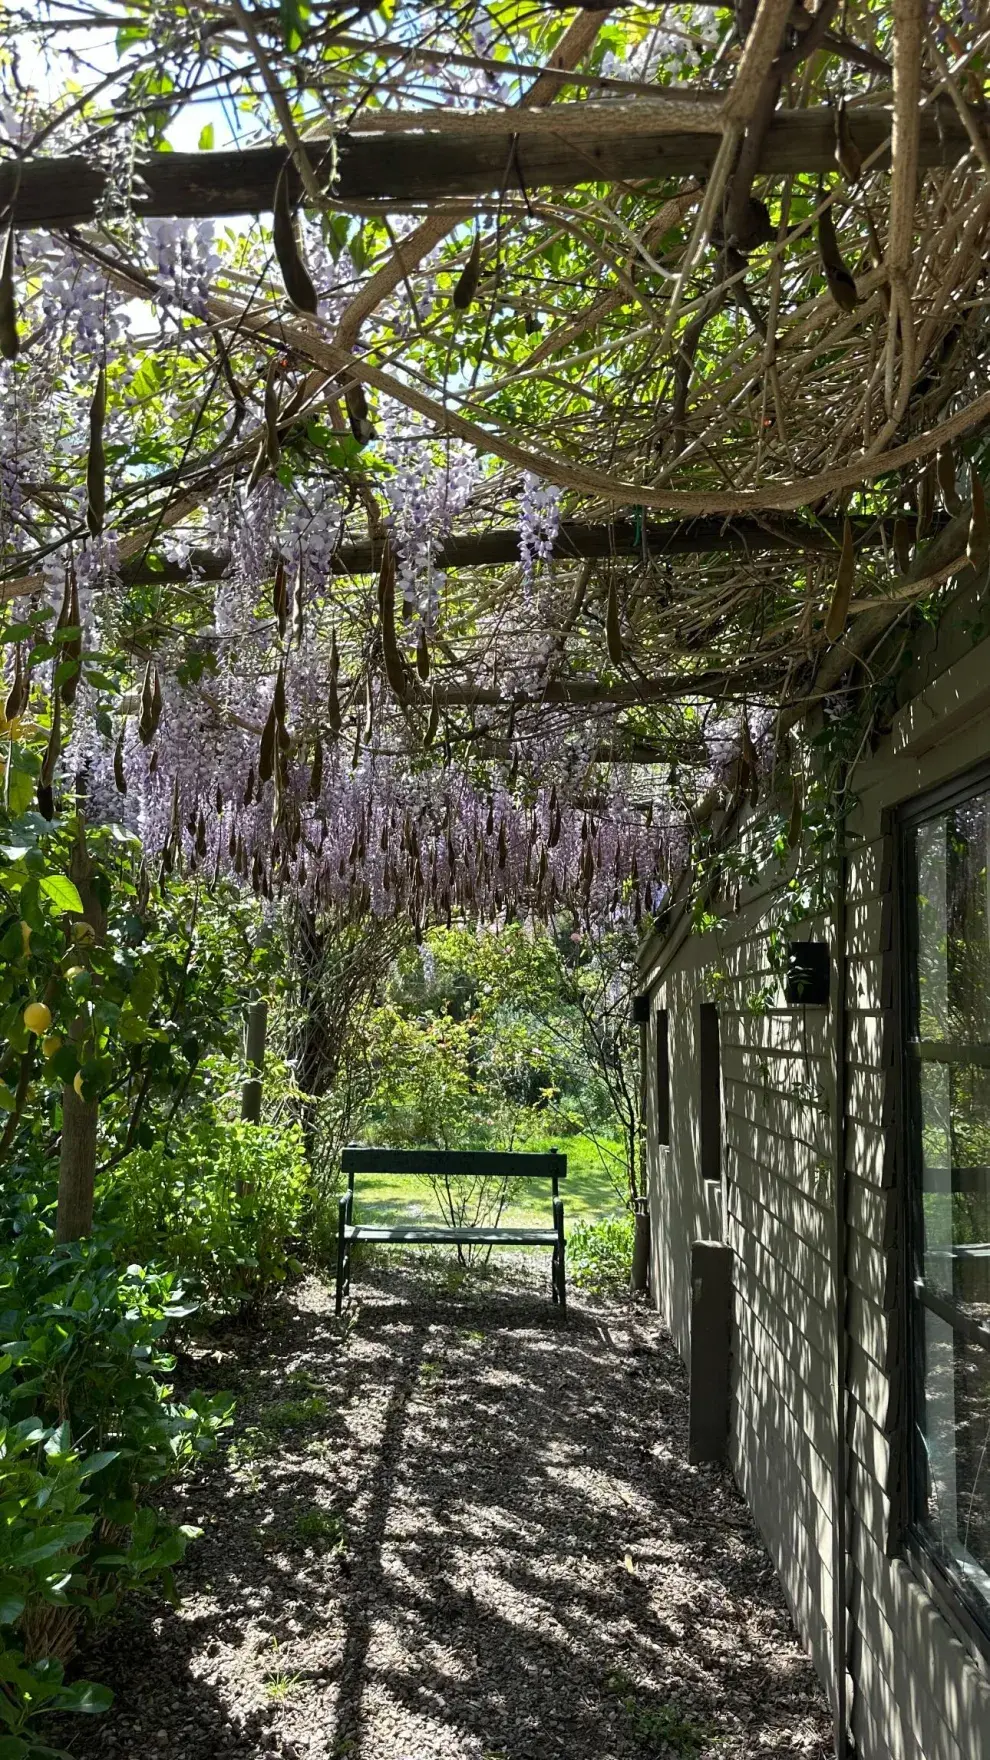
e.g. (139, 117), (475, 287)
(56, 1257), (831, 1760)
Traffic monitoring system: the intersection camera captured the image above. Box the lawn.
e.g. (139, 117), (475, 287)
(344, 1133), (628, 1228)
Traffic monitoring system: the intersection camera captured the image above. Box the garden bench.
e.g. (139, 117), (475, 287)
(335, 1146), (567, 1316)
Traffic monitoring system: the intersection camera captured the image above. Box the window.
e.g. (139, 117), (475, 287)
(699, 1002), (721, 1183)
(656, 1008), (670, 1146)
(903, 771), (990, 1640)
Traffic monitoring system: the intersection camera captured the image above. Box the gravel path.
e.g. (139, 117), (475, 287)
(61, 1256), (831, 1760)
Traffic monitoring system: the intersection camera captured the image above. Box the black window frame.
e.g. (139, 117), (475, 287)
(898, 759), (990, 1659)
(656, 1007), (670, 1148)
(699, 1001), (721, 1184)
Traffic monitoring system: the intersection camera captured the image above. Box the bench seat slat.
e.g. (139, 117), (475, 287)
(341, 1146), (566, 1179)
(345, 1224), (558, 1246)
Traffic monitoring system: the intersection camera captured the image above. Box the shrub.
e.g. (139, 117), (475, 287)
(0, 1224), (232, 1753)
(100, 1119), (311, 1312)
(568, 1213), (634, 1296)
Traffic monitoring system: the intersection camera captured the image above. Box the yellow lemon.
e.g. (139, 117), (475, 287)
(23, 1002), (52, 1035)
(71, 922), (95, 945)
(42, 1034), (62, 1060)
(65, 965), (86, 981)
(73, 1070), (85, 1098)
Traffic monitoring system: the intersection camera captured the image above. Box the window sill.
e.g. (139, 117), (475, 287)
(902, 1530), (990, 1685)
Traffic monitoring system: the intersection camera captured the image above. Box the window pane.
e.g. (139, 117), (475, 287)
(918, 1309), (990, 1623)
(907, 780), (990, 1633)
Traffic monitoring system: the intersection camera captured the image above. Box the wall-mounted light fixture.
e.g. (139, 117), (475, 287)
(785, 941), (831, 1006)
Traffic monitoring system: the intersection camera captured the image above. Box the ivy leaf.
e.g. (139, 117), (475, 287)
(39, 875), (84, 915)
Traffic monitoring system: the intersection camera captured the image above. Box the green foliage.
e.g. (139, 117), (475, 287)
(100, 1120), (311, 1312)
(0, 1225), (232, 1749)
(356, 921), (637, 1206)
(567, 1214), (634, 1296)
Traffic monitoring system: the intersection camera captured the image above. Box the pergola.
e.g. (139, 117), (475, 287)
(0, 0), (984, 927)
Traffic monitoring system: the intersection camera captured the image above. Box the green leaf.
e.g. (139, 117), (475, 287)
(198, 122), (214, 150)
(55, 1680), (113, 1715)
(0, 1583), (25, 1626)
(39, 876), (84, 915)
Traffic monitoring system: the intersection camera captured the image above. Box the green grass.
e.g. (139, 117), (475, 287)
(345, 1132), (627, 1229)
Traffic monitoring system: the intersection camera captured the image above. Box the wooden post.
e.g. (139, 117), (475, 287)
(688, 1239), (733, 1463)
(55, 823), (106, 1244)
(240, 996), (268, 1125)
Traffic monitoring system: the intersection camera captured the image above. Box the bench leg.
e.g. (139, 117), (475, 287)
(553, 1196), (566, 1316)
(335, 1195), (349, 1317)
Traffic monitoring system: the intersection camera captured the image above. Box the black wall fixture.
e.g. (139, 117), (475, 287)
(786, 941), (831, 1006)
(631, 992), (650, 1024)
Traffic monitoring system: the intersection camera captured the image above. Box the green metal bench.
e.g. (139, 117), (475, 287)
(335, 1146), (567, 1315)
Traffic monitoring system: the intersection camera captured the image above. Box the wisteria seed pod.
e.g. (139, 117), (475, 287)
(416, 625), (431, 682)
(3, 646), (27, 724)
(452, 231), (482, 312)
(606, 577), (623, 665)
(86, 367), (107, 539)
(825, 518), (855, 642)
(258, 703), (277, 784)
(138, 662), (155, 744)
(0, 226), (17, 361)
(345, 381), (375, 446)
(272, 163), (319, 315)
(113, 732), (127, 796)
(40, 694), (61, 789)
(892, 516), (913, 575)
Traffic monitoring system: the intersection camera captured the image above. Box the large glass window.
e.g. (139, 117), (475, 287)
(904, 779), (990, 1637)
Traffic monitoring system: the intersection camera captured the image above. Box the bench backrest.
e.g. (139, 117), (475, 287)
(341, 1146), (566, 1189)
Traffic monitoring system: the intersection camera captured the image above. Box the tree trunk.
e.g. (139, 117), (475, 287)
(240, 997), (268, 1125)
(55, 825), (106, 1244)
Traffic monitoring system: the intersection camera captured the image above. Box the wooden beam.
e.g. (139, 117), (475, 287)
(1, 102), (976, 226)
(120, 514), (933, 586)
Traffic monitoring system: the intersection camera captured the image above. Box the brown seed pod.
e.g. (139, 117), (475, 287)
(0, 225), (17, 361)
(345, 380), (375, 446)
(86, 366), (107, 539)
(272, 163), (318, 315)
(834, 100), (862, 185)
(258, 702), (277, 784)
(310, 734), (323, 802)
(269, 556), (285, 640)
(416, 624), (431, 682)
(150, 666), (163, 736)
(243, 765), (255, 806)
(378, 541), (409, 701)
(424, 689), (440, 749)
(968, 466), (989, 573)
(893, 516), (913, 575)
(196, 809), (208, 859)
(825, 518), (855, 642)
(113, 731), (127, 796)
(56, 569), (82, 709)
(362, 673), (374, 745)
(605, 577), (623, 666)
(3, 645), (27, 724)
(937, 442), (961, 513)
(817, 206), (858, 313)
(452, 230), (482, 311)
(138, 661), (156, 744)
(264, 360), (281, 468)
(273, 660), (287, 729)
(40, 693), (61, 790)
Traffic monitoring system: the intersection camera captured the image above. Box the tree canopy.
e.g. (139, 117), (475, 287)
(0, 0), (981, 928)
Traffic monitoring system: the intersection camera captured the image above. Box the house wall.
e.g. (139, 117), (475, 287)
(642, 625), (990, 1759)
